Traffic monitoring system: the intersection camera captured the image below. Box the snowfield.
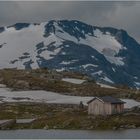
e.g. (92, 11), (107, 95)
(97, 82), (116, 89)
(62, 78), (85, 84)
(0, 85), (139, 109)
(79, 29), (125, 66)
(122, 99), (140, 109)
(0, 22), (64, 69)
(0, 87), (92, 105)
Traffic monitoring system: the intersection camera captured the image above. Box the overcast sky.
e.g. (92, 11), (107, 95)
(0, 1), (140, 42)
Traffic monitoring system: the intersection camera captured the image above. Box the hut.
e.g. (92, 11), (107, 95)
(87, 96), (125, 115)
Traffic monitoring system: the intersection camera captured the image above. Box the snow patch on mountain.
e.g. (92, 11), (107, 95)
(80, 31), (126, 66)
(0, 22), (47, 69)
(55, 23), (78, 43)
(102, 76), (114, 83)
(112, 68), (116, 72)
(0, 22), (66, 69)
(54, 23), (125, 66)
(60, 61), (72, 65)
(92, 70), (103, 76)
(62, 78), (85, 84)
(97, 82), (116, 89)
(56, 68), (65, 72)
(135, 82), (140, 87)
(82, 64), (98, 69)
(105, 55), (124, 66)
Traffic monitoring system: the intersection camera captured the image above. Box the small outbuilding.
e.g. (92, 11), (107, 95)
(87, 96), (125, 115)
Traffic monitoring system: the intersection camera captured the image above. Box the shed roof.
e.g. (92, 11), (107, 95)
(87, 96), (125, 104)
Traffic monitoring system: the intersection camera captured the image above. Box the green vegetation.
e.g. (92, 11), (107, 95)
(0, 103), (140, 130)
(0, 68), (140, 100)
(0, 69), (140, 130)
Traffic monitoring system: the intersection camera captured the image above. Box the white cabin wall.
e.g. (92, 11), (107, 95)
(88, 99), (104, 115)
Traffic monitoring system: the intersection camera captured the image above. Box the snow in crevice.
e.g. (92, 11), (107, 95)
(54, 23), (78, 43)
(101, 76), (114, 84)
(82, 64), (98, 69)
(92, 70), (103, 76)
(97, 82), (116, 89)
(43, 32), (63, 47)
(112, 67), (116, 72)
(62, 78), (85, 84)
(40, 46), (61, 61)
(104, 55), (124, 66)
(56, 68), (65, 72)
(135, 82), (140, 87)
(134, 76), (138, 80)
(60, 61), (72, 65)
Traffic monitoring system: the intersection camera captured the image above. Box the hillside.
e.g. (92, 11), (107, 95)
(0, 69), (140, 101)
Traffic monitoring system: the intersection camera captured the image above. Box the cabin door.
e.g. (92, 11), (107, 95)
(112, 104), (117, 114)
(94, 103), (100, 115)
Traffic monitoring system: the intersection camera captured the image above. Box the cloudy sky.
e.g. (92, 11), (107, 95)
(0, 1), (140, 42)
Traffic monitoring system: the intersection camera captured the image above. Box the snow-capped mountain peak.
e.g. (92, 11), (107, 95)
(0, 20), (140, 87)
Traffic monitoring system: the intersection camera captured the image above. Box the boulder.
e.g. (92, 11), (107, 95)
(43, 125), (49, 130)
(15, 80), (30, 89)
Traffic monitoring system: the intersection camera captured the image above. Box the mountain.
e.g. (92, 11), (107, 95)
(0, 20), (140, 88)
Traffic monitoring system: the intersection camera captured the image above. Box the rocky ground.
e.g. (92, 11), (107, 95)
(0, 69), (140, 130)
(0, 102), (140, 130)
(0, 68), (140, 100)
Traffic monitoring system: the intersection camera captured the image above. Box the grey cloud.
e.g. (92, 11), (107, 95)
(0, 1), (139, 42)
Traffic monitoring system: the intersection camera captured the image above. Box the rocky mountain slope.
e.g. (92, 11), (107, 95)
(0, 20), (140, 87)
